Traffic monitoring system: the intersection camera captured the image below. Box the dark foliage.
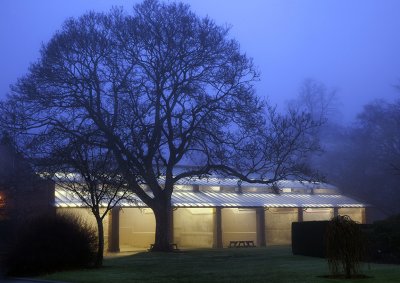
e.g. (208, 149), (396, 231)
(367, 214), (400, 264)
(5, 213), (97, 276)
(326, 215), (367, 278)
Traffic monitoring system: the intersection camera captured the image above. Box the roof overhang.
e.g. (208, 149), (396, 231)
(55, 189), (365, 209)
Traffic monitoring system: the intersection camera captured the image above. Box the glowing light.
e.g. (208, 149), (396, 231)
(0, 193), (4, 207)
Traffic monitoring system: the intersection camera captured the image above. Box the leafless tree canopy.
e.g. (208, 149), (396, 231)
(288, 78), (339, 124)
(51, 138), (129, 266)
(0, 0), (323, 250)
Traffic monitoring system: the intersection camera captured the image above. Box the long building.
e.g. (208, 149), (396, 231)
(55, 176), (366, 252)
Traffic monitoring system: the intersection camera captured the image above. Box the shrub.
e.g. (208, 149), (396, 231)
(6, 212), (97, 276)
(326, 215), (367, 278)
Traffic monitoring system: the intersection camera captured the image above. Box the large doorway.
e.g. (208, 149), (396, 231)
(265, 208), (298, 245)
(221, 208), (256, 247)
(173, 207), (214, 248)
(119, 207), (155, 250)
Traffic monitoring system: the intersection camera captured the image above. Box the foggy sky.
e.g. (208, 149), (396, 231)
(1, 0), (400, 123)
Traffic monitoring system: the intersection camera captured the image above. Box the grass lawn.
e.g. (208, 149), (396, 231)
(38, 246), (399, 283)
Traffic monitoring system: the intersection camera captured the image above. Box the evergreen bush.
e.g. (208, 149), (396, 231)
(6, 213), (97, 276)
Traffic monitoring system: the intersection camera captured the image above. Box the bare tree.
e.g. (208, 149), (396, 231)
(286, 79), (340, 175)
(44, 136), (129, 267)
(289, 78), (339, 124)
(0, 0), (323, 251)
(357, 99), (400, 176)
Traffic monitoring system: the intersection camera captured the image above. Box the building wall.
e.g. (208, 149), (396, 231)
(265, 208), (298, 245)
(221, 208), (257, 247)
(173, 207), (214, 248)
(55, 206), (367, 251)
(303, 208), (333, 221)
(119, 207), (155, 250)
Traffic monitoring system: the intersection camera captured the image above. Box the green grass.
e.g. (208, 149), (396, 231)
(38, 246), (400, 283)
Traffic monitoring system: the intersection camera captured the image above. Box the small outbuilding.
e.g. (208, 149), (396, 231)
(0, 143), (55, 223)
(0, 142), (55, 253)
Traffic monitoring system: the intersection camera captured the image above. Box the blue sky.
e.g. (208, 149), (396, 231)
(1, 0), (400, 122)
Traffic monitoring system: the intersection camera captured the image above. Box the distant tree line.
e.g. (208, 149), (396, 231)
(296, 79), (400, 216)
(318, 98), (400, 215)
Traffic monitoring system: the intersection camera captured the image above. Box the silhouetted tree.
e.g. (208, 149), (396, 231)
(326, 215), (366, 278)
(42, 135), (130, 267)
(287, 79), (341, 177)
(0, 0), (323, 251)
(357, 99), (400, 176)
(289, 78), (338, 124)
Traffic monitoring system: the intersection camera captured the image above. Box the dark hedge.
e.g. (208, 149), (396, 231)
(5, 213), (97, 276)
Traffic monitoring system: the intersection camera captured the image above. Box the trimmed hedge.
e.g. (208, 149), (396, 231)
(292, 216), (400, 264)
(5, 213), (97, 276)
(292, 221), (328, 258)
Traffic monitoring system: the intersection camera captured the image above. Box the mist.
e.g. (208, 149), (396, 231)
(2, 0), (400, 122)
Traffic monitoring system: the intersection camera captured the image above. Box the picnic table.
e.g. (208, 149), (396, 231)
(149, 243), (179, 251)
(228, 240), (256, 248)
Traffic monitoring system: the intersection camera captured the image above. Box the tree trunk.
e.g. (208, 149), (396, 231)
(95, 217), (104, 267)
(150, 194), (173, 252)
(345, 257), (353, 279)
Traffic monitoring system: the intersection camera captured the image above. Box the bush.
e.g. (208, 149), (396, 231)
(6, 212), (97, 276)
(326, 215), (367, 278)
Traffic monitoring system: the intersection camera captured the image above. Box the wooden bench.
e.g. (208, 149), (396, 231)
(228, 240), (256, 248)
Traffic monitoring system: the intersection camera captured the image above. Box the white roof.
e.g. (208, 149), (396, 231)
(55, 189), (364, 208)
(176, 176), (338, 190)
